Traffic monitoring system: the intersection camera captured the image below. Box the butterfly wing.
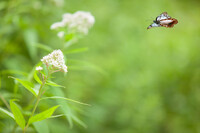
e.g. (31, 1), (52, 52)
(147, 22), (161, 29)
(156, 12), (171, 22)
(160, 18), (178, 28)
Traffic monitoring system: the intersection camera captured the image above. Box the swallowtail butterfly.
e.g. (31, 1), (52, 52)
(147, 12), (178, 29)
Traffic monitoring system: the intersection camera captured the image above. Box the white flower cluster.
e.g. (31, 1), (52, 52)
(50, 11), (95, 35)
(41, 49), (68, 73)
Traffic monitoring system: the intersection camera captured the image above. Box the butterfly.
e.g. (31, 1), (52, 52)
(147, 12), (178, 29)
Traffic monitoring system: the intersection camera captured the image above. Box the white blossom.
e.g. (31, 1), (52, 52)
(36, 66), (43, 71)
(41, 50), (68, 73)
(57, 31), (65, 38)
(63, 11), (95, 34)
(51, 11), (95, 35)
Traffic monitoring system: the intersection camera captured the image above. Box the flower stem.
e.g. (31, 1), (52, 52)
(23, 73), (49, 133)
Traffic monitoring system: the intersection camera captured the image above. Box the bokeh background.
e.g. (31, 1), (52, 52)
(1, 0), (200, 133)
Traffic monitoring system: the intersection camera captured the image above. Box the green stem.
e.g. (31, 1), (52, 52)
(23, 73), (49, 133)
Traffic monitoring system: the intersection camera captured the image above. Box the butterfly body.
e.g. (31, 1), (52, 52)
(147, 12), (178, 29)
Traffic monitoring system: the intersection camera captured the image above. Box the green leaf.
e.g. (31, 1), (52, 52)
(9, 76), (37, 97)
(40, 96), (90, 106)
(34, 71), (42, 84)
(0, 107), (14, 119)
(29, 105), (59, 124)
(10, 100), (25, 129)
(49, 114), (65, 118)
(46, 81), (65, 88)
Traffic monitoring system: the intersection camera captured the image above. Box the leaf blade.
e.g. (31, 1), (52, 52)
(10, 100), (25, 129)
(28, 105), (59, 124)
(9, 76), (37, 97)
(40, 96), (90, 106)
(46, 81), (65, 88)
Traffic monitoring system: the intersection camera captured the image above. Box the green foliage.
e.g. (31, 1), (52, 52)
(10, 100), (25, 129)
(1, 0), (200, 133)
(29, 105), (59, 124)
(40, 96), (90, 106)
(46, 81), (65, 88)
(9, 77), (37, 97)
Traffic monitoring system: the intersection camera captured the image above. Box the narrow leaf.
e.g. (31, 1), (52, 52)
(9, 76), (37, 97)
(46, 81), (65, 88)
(0, 107), (14, 119)
(10, 100), (25, 129)
(49, 114), (65, 118)
(40, 96), (90, 106)
(29, 105), (59, 124)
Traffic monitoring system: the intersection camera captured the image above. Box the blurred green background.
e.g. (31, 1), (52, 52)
(1, 0), (200, 133)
